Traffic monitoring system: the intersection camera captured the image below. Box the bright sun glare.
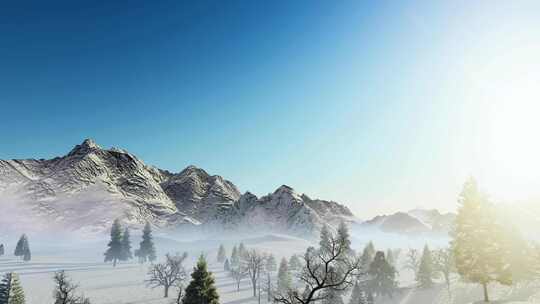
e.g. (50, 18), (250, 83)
(469, 45), (540, 202)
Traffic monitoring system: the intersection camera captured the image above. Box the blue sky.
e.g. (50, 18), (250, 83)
(1, 1), (539, 217)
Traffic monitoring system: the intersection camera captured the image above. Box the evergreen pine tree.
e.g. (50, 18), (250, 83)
(366, 242), (375, 258)
(416, 245), (434, 288)
(367, 251), (397, 298)
(0, 244), (4, 256)
(224, 259), (230, 272)
(360, 242), (376, 272)
(386, 249), (395, 266)
(182, 255), (219, 304)
(319, 224), (332, 253)
(104, 219), (123, 267)
(277, 258), (292, 293)
(337, 221), (352, 254)
(120, 227), (132, 261)
(0, 272), (25, 304)
(137, 222), (157, 263)
(266, 254), (277, 273)
(14, 235), (29, 260)
(238, 242), (246, 258)
(230, 245), (240, 269)
(451, 178), (512, 302)
(22, 248), (31, 262)
(217, 245), (226, 263)
(288, 255), (302, 273)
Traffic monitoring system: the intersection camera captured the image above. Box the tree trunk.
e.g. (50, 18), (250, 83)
(482, 282), (489, 302)
(113, 258), (117, 267)
(176, 289), (182, 304)
(445, 274), (451, 298)
(252, 279), (257, 297)
(164, 285), (169, 298)
(267, 274), (272, 302)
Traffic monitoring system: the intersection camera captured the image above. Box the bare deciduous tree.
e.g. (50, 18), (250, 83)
(146, 253), (188, 298)
(404, 248), (420, 276)
(433, 248), (455, 297)
(53, 270), (91, 304)
(229, 266), (248, 292)
(242, 249), (267, 298)
(274, 235), (361, 304)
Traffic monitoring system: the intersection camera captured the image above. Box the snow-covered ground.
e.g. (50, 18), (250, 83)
(0, 234), (313, 304)
(1, 234), (538, 304)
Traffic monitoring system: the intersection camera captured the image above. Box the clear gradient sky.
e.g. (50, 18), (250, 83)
(1, 1), (539, 217)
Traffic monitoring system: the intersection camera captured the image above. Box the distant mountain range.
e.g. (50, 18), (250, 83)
(0, 139), (458, 238)
(360, 209), (456, 235)
(0, 139), (356, 237)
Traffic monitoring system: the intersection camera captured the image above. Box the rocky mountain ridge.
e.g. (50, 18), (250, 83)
(0, 139), (355, 237)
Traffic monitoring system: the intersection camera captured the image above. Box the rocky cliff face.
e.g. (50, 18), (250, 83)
(0, 139), (354, 236)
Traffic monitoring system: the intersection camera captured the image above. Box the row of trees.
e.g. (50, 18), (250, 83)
(0, 270), (91, 304)
(103, 220), (156, 266)
(220, 241), (309, 304)
(0, 235), (32, 261)
(403, 245), (455, 292)
(223, 243), (277, 300)
(217, 223), (404, 304)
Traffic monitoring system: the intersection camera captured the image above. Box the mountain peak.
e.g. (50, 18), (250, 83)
(179, 165), (209, 177)
(82, 138), (98, 147)
(68, 138), (101, 156)
(274, 185), (295, 194)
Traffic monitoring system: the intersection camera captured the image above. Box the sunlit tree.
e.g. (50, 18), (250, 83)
(451, 178), (512, 302)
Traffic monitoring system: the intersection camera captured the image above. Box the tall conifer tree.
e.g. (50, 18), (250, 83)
(217, 245), (226, 263)
(14, 235), (30, 261)
(104, 219), (123, 267)
(120, 227), (132, 261)
(451, 178), (512, 302)
(277, 258), (292, 293)
(136, 222), (156, 263)
(182, 255), (219, 304)
(416, 245), (434, 288)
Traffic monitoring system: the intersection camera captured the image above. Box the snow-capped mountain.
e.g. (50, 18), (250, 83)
(0, 139), (354, 236)
(360, 209), (455, 235)
(222, 185), (355, 235)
